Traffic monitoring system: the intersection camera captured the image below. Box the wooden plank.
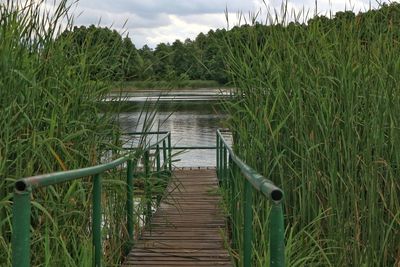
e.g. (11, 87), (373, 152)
(123, 170), (232, 267)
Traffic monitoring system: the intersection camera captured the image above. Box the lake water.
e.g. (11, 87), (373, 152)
(112, 89), (229, 167)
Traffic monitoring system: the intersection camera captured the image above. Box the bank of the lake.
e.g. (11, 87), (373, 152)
(112, 80), (228, 92)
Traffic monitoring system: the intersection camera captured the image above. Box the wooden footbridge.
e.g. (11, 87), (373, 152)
(11, 130), (285, 267)
(123, 169), (232, 266)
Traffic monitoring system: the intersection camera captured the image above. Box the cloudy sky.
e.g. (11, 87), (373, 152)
(69, 0), (383, 48)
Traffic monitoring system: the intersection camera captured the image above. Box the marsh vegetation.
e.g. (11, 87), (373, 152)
(224, 3), (400, 266)
(0, 1), (140, 265)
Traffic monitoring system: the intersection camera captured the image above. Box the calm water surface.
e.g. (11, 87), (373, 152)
(115, 90), (228, 167)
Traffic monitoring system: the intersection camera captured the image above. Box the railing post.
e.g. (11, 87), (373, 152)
(126, 159), (134, 249)
(230, 161), (238, 250)
(156, 145), (161, 175)
(220, 139), (223, 181)
(93, 173), (102, 267)
(216, 133), (219, 176)
(162, 140), (167, 171)
(144, 150), (152, 223)
(228, 154), (233, 206)
(223, 147), (227, 188)
(270, 203), (285, 267)
(156, 144), (162, 205)
(12, 186), (31, 267)
(216, 132), (219, 179)
(167, 133), (172, 172)
(243, 179), (253, 267)
(218, 139), (223, 183)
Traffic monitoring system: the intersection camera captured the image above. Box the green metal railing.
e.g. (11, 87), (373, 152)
(216, 129), (285, 267)
(12, 128), (284, 266)
(11, 131), (172, 267)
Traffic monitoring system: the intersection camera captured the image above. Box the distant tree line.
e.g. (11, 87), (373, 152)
(56, 3), (400, 85)
(56, 25), (228, 84)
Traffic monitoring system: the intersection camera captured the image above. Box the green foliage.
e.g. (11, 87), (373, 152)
(0, 1), (128, 265)
(56, 25), (140, 81)
(224, 3), (400, 266)
(140, 31), (229, 84)
(114, 80), (221, 91)
(57, 24), (229, 85)
(153, 42), (174, 79)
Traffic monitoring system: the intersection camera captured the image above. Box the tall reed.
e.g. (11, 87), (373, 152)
(224, 3), (400, 266)
(0, 0), (132, 265)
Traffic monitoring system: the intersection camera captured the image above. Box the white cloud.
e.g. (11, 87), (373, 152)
(39, 0), (390, 48)
(77, 0), (256, 16)
(128, 13), (234, 47)
(179, 13), (227, 30)
(71, 0), (250, 47)
(73, 6), (170, 29)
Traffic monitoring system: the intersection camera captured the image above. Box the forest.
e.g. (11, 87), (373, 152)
(57, 25), (228, 85)
(57, 2), (400, 89)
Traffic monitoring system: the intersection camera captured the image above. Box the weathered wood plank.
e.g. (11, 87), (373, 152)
(123, 169), (232, 267)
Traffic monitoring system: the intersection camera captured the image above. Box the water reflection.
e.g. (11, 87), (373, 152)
(116, 101), (227, 167)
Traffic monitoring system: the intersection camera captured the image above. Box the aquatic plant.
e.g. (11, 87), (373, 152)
(224, 2), (400, 266)
(0, 0), (137, 265)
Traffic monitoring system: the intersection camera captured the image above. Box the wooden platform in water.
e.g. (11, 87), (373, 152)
(123, 169), (233, 267)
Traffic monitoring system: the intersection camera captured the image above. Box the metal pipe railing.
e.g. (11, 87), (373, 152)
(216, 129), (285, 267)
(124, 146), (216, 151)
(13, 128), (284, 266)
(11, 131), (172, 267)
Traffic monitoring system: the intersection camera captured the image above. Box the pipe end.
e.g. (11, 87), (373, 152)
(15, 180), (27, 192)
(271, 189), (283, 202)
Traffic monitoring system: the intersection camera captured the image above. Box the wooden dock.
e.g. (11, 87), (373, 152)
(123, 169), (233, 267)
